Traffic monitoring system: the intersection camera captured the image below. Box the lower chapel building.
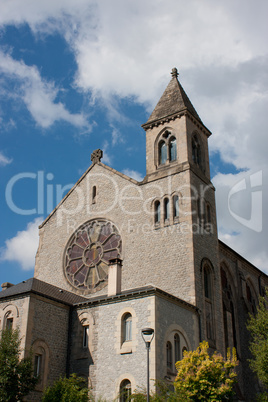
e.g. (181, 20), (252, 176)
(1, 69), (267, 401)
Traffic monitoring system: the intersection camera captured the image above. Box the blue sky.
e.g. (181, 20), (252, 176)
(0, 0), (268, 286)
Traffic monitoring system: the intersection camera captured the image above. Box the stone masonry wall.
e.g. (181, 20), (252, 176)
(70, 295), (155, 401)
(34, 161), (197, 305)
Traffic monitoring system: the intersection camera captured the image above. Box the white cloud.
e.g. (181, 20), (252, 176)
(0, 50), (88, 128)
(122, 169), (144, 182)
(1, 217), (43, 270)
(101, 141), (112, 165)
(0, 151), (12, 166)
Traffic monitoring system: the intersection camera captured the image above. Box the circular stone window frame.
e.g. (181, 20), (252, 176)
(63, 218), (122, 295)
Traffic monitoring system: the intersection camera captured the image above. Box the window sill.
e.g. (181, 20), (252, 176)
(120, 343), (132, 354)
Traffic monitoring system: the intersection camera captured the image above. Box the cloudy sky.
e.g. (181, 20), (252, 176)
(0, 0), (268, 286)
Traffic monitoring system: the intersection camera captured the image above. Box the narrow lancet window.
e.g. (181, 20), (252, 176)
(174, 333), (180, 363)
(169, 137), (177, 161)
(155, 201), (161, 223)
(92, 186), (97, 204)
(166, 341), (172, 370)
(173, 195), (179, 218)
(164, 198), (170, 220)
(123, 313), (132, 342)
(159, 141), (167, 164)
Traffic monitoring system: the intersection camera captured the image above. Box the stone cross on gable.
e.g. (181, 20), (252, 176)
(91, 149), (103, 164)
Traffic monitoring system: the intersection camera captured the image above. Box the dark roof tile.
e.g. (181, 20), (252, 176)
(0, 278), (87, 305)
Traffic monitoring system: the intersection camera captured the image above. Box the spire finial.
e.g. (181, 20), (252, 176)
(171, 67), (179, 78)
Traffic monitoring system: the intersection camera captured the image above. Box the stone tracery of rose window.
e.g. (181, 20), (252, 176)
(64, 219), (122, 294)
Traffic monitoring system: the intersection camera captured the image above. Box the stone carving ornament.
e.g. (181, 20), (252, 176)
(64, 219), (122, 294)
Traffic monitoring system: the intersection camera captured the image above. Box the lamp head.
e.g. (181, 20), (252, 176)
(141, 327), (154, 345)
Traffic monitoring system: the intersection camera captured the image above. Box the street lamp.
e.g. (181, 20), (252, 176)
(141, 327), (154, 402)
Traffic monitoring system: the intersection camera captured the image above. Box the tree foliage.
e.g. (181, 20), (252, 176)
(42, 373), (90, 402)
(0, 327), (38, 402)
(174, 341), (238, 401)
(247, 288), (268, 391)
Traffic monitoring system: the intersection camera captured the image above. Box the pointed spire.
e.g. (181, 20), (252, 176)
(143, 68), (202, 127)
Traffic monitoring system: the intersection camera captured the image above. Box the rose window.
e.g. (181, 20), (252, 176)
(64, 219), (122, 294)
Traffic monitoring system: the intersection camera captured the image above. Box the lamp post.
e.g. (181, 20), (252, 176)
(141, 327), (154, 402)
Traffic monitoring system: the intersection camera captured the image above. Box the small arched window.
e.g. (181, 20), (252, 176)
(159, 141), (167, 165)
(164, 198), (170, 220)
(32, 340), (49, 390)
(154, 200), (161, 224)
(120, 379), (131, 402)
(173, 195), (179, 218)
(34, 347), (45, 378)
(169, 137), (177, 162)
(174, 333), (180, 362)
(92, 186), (97, 204)
(166, 341), (172, 370)
(83, 325), (89, 348)
(122, 313), (132, 342)
(6, 317), (13, 330)
(4, 311), (15, 330)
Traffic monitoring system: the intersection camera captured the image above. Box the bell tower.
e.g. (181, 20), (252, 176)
(142, 69), (223, 350)
(142, 68), (211, 182)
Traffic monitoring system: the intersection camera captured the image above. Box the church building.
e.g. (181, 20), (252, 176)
(0, 68), (267, 401)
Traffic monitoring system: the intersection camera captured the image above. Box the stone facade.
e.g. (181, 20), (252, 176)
(0, 69), (267, 401)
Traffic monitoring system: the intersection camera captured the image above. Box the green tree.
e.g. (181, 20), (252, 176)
(247, 288), (268, 396)
(0, 327), (38, 402)
(42, 373), (90, 402)
(174, 341), (238, 401)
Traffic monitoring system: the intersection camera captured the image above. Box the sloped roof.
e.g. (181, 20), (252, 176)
(0, 278), (87, 305)
(144, 68), (202, 126)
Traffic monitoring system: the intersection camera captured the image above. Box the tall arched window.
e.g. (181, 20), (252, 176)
(204, 266), (212, 299)
(203, 264), (214, 342)
(221, 266), (237, 350)
(169, 137), (177, 162)
(173, 195), (179, 218)
(166, 341), (172, 370)
(164, 198), (170, 220)
(154, 200), (161, 224)
(174, 333), (180, 363)
(159, 141), (167, 164)
(122, 313), (132, 342)
(192, 135), (202, 170)
(120, 379), (131, 402)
